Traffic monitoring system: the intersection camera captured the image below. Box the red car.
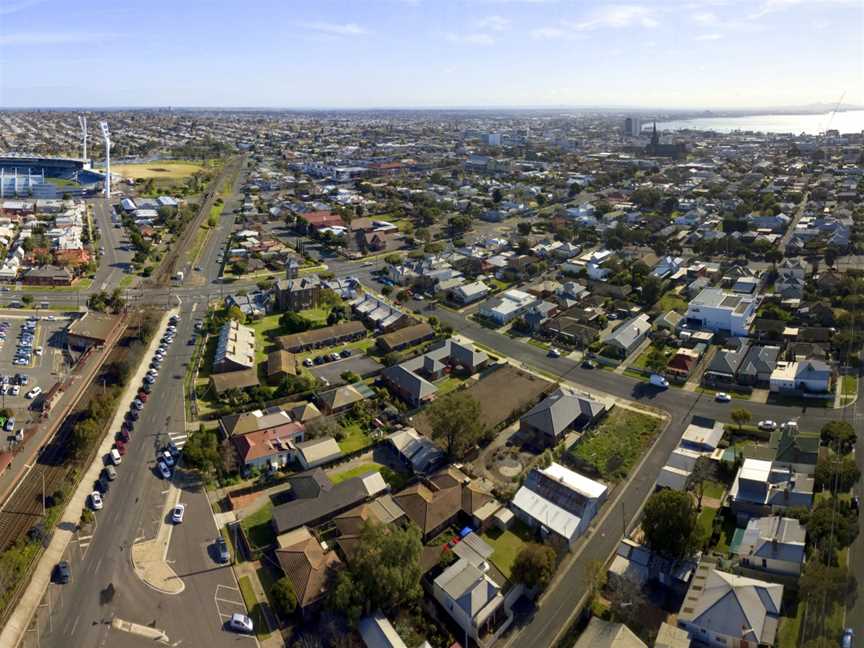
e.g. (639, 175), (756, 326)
(114, 441), (127, 455)
(137, 392), (149, 402)
(116, 429), (130, 443)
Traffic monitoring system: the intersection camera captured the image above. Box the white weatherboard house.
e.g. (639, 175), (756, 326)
(685, 287), (758, 337)
(512, 462), (607, 547)
(736, 516), (806, 576)
(677, 561), (783, 648)
(478, 288), (537, 325)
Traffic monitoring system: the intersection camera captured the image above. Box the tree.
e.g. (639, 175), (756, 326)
(815, 456), (861, 494)
(425, 391), (483, 459)
(820, 421), (855, 455)
(730, 408), (751, 431)
(329, 522), (423, 625)
(492, 188), (503, 204)
(642, 490), (698, 559)
(687, 456), (714, 510)
(606, 575), (649, 631)
(511, 543), (557, 590)
(800, 559), (856, 606)
(271, 577), (297, 616)
(640, 275), (663, 307)
(182, 426), (222, 477)
(825, 248), (838, 268)
(644, 348), (668, 374)
(804, 498), (859, 562)
(280, 311), (311, 334)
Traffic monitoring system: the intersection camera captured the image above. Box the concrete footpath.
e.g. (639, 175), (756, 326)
(0, 308), (173, 648)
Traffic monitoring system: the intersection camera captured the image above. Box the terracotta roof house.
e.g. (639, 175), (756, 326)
(275, 526), (342, 617)
(333, 494), (406, 557)
(231, 421), (305, 470)
(299, 211), (345, 232)
(393, 471), (463, 541)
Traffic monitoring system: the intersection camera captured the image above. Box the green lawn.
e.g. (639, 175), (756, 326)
(841, 374), (858, 405)
(338, 422), (373, 453)
(630, 343), (675, 372)
(434, 375), (466, 395)
(480, 521), (534, 579)
(238, 575), (271, 640)
(118, 274), (135, 288)
(240, 501), (276, 549)
(568, 409), (662, 481)
(298, 306), (331, 326)
(777, 598), (805, 648)
(655, 291), (688, 314)
(702, 480), (726, 500)
(714, 512), (738, 555)
(330, 462), (383, 484)
(696, 506), (718, 547)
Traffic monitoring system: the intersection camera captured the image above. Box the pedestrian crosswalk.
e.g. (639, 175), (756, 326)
(168, 433), (187, 449)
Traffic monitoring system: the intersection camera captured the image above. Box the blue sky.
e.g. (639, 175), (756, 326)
(1, 0), (861, 109)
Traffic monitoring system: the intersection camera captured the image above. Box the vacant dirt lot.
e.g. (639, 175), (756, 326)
(415, 364), (554, 435)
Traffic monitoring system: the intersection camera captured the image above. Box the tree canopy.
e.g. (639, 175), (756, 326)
(511, 543), (557, 590)
(641, 489), (698, 559)
(424, 391), (484, 459)
(329, 522), (423, 625)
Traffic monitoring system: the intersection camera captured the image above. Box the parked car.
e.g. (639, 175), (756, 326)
(303, 358), (313, 367)
(116, 429), (130, 443)
(26, 386), (41, 399)
(758, 420), (777, 431)
(157, 462), (171, 479)
(548, 348), (561, 358)
(842, 629), (854, 648)
(649, 374), (669, 389)
(228, 613), (254, 634)
(215, 536), (230, 563)
(161, 451), (175, 467)
(90, 491), (103, 510)
(340, 349), (352, 358)
(132, 399), (144, 410)
(53, 561), (71, 584)
(102, 466), (117, 481)
(714, 392), (732, 403)
(171, 503), (185, 524)
(3, 417), (14, 432)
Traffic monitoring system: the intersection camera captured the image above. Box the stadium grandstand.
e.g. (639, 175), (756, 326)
(0, 155), (104, 198)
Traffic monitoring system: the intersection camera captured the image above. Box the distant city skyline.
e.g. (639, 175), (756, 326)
(1, 0), (862, 109)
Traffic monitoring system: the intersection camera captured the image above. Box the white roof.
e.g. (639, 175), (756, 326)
(513, 486), (581, 540)
(740, 458), (773, 483)
(540, 462), (607, 499)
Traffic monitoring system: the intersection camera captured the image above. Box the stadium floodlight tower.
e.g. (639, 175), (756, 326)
(78, 115), (88, 165)
(100, 120), (111, 196)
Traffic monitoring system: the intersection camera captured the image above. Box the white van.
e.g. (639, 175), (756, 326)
(110, 448), (122, 465)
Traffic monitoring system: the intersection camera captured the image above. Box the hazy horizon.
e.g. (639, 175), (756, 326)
(1, 0), (862, 109)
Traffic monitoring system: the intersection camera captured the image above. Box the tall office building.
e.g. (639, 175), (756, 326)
(623, 117), (642, 137)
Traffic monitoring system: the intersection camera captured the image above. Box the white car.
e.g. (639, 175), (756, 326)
(758, 420), (777, 431)
(34, 346), (43, 356)
(714, 392), (732, 403)
(144, 375), (156, 385)
(548, 348), (561, 358)
(10, 385), (19, 396)
(171, 503), (185, 524)
(26, 386), (41, 399)
(228, 613), (254, 634)
(132, 399), (144, 410)
(147, 369), (159, 377)
(161, 451), (175, 467)
(90, 491), (103, 510)
(157, 461), (172, 479)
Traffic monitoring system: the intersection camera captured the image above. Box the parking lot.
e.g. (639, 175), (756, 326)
(0, 314), (70, 441)
(309, 354), (383, 386)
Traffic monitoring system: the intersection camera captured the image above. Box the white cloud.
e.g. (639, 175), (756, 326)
(0, 0), (44, 16)
(445, 31), (495, 45)
(567, 4), (659, 31)
(691, 11), (719, 25)
(0, 31), (118, 45)
(299, 21), (369, 36)
(530, 26), (567, 39)
(476, 15), (511, 31)
(694, 33), (723, 40)
(749, 0), (859, 19)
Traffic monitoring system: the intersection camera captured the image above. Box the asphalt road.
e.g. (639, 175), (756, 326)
(33, 305), (251, 648)
(91, 199), (135, 292)
(427, 300), (858, 647)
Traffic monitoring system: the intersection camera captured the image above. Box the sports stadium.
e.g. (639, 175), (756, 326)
(0, 155), (104, 199)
